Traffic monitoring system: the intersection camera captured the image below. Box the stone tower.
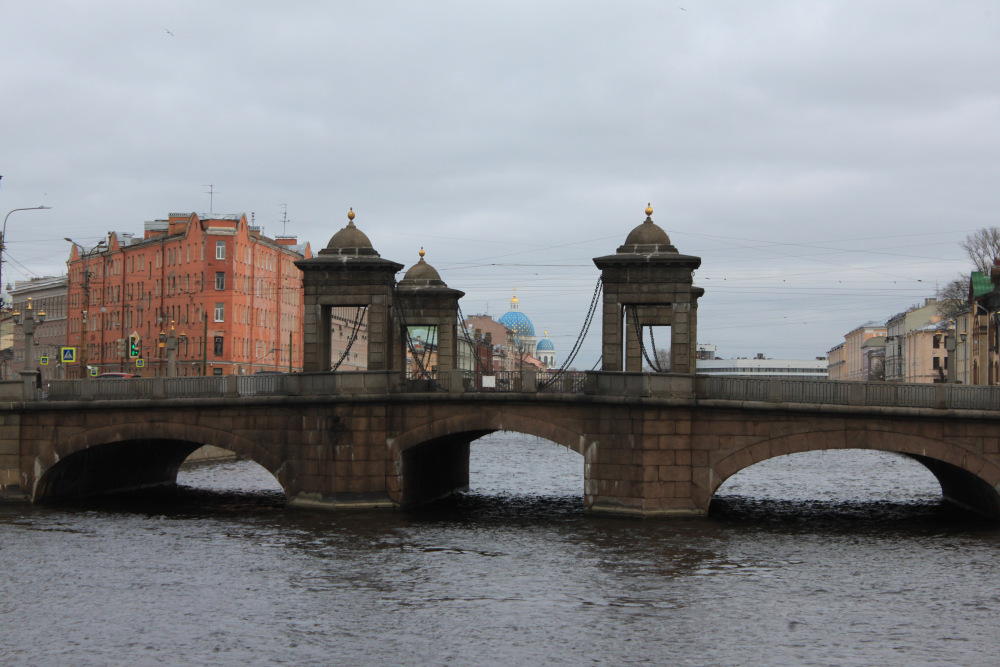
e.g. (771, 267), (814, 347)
(394, 248), (465, 374)
(295, 209), (403, 372)
(593, 204), (704, 373)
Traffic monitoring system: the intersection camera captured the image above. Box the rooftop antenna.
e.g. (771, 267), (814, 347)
(203, 184), (218, 213)
(279, 204), (288, 236)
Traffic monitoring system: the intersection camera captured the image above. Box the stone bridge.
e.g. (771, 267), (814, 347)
(3, 372), (1000, 518)
(4, 205), (998, 517)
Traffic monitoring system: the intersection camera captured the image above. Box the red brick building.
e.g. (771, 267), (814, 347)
(66, 212), (311, 378)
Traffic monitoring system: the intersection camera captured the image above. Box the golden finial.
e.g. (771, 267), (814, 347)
(347, 208), (355, 223)
(645, 203), (653, 218)
(419, 247), (425, 259)
(511, 288), (518, 304)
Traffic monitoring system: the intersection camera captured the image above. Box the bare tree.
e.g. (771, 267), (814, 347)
(937, 275), (971, 319)
(643, 347), (671, 372)
(961, 226), (1000, 273)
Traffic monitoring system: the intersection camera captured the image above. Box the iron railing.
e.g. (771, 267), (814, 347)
(700, 376), (1000, 411)
(31, 372), (1000, 412)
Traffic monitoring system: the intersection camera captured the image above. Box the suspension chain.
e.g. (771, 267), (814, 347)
(630, 305), (663, 372)
(539, 276), (602, 389)
(330, 305), (368, 372)
(392, 286), (433, 380)
(457, 303), (491, 375)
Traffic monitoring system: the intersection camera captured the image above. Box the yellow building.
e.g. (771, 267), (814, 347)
(843, 321), (886, 381)
(827, 342), (845, 380)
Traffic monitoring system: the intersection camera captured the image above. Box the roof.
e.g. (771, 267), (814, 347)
(499, 311), (535, 337)
(971, 271), (993, 300)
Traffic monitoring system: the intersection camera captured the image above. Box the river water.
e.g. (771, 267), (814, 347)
(2, 433), (999, 666)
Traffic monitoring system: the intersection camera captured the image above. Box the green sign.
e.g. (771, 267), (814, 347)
(39, 355), (49, 366)
(60, 347), (77, 363)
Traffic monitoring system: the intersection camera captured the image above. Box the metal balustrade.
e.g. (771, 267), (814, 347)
(30, 372), (1000, 411)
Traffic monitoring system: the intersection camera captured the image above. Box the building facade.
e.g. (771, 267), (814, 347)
(6, 276), (68, 383)
(827, 343), (845, 380)
(840, 321), (887, 381)
(464, 314), (517, 372)
(65, 212), (310, 378)
(697, 357), (828, 379)
(885, 298), (941, 382)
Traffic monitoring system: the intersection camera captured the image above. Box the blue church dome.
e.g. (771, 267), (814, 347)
(536, 338), (554, 351)
(499, 311), (535, 337)
(498, 290), (535, 337)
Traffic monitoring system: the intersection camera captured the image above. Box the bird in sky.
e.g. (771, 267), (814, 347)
(165, 28), (174, 36)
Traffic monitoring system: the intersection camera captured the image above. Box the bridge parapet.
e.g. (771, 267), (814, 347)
(0, 380), (23, 400)
(585, 371), (696, 398)
(698, 376), (1000, 411)
(31, 372), (1000, 411)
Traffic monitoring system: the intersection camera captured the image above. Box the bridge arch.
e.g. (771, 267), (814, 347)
(709, 429), (1000, 518)
(392, 409), (589, 456)
(35, 421), (285, 502)
(390, 407), (592, 507)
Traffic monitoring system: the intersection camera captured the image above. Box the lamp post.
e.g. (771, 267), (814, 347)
(65, 237), (104, 379)
(12, 297), (46, 395)
(2, 206), (52, 309)
(159, 322), (187, 377)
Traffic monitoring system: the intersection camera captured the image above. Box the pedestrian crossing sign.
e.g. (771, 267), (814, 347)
(40, 355), (49, 366)
(60, 347), (77, 363)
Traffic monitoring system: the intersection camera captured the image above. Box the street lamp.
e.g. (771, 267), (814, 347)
(159, 322), (188, 377)
(12, 297), (46, 377)
(1, 206), (52, 308)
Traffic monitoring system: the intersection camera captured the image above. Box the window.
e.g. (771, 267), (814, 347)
(216, 241), (226, 260)
(214, 302), (225, 322)
(214, 336), (224, 356)
(215, 272), (225, 290)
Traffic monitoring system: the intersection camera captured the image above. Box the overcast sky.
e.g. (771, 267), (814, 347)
(2, 1), (997, 367)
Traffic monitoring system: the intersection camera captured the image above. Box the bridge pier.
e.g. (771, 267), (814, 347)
(907, 453), (1000, 519)
(0, 412), (26, 500)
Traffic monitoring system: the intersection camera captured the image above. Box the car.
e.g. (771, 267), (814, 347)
(95, 372), (136, 379)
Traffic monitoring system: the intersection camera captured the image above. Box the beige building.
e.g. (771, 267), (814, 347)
(0, 311), (14, 379)
(885, 298), (941, 382)
(842, 321), (886, 381)
(901, 320), (950, 383)
(827, 342), (845, 380)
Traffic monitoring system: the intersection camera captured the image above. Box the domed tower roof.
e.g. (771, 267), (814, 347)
(536, 330), (555, 351)
(498, 290), (536, 337)
(399, 248), (446, 287)
(320, 208), (380, 257)
(617, 204), (678, 255)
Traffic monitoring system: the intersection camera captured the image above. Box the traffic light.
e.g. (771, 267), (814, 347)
(129, 334), (140, 358)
